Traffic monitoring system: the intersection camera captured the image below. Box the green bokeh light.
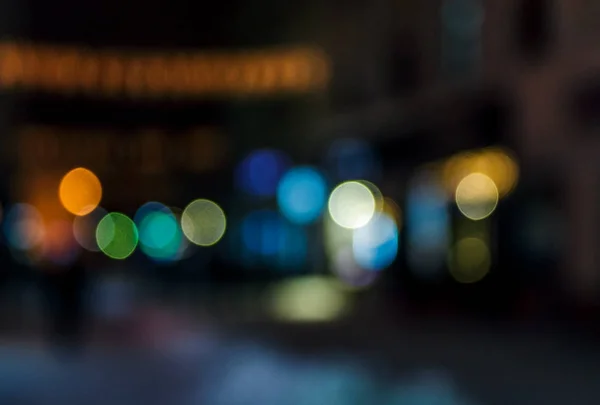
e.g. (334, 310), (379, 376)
(96, 212), (139, 260)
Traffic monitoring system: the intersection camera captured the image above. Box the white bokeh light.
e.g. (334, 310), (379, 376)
(328, 181), (376, 229)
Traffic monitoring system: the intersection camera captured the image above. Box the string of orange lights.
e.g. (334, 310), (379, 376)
(0, 41), (331, 98)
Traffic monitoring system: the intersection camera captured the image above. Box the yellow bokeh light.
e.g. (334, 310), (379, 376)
(442, 151), (476, 191)
(382, 197), (402, 228)
(181, 199), (227, 247)
(470, 148), (519, 197)
(448, 237), (491, 284)
(269, 276), (349, 322)
(358, 180), (384, 213)
(455, 173), (498, 221)
(442, 147), (518, 198)
(456, 215), (490, 243)
(58, 167), (102, 216)
(328, 181), (376, 229)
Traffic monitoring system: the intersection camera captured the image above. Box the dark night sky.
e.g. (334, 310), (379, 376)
(19, 0), (319, 48)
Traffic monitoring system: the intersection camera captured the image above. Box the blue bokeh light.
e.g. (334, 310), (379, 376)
(3, 203), (44, 250)
(277, 166), (327, 225)
(236, 149), (291, 197)
(241, 210), (307, 270)
(406, 172), (450, 277)
(352, 214), (399, 271)
(134, 201), (171, 227)
(326, 138), (381, 182)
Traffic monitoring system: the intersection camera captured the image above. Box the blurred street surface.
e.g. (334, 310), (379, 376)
(0, 298), (599, 405)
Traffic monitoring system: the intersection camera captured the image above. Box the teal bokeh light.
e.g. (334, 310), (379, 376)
(140, 212), (178, 250)
(137, 206), (184, 262)
(277, 166), (327, 225)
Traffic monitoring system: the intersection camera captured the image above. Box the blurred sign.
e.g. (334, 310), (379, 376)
(15, 125), (229, 174)
(0, 41), (330, 98)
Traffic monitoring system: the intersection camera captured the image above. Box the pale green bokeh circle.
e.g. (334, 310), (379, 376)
(455, 173), (499, 221)
(181, 199), (227, 246)
(96, 212), (139, 260)
(448, 237), (490, 284)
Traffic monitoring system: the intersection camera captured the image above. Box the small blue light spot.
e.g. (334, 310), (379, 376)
(277, 166), (327, 225)
(327, 138), (381, 182)
(134, 202), (171, 227)
(236, 149), (291, 197)
(241, 210), (307, 270)
(406, 173), (451, 277)
(3, 204), (43, 250)
(353, 214), (399, 271)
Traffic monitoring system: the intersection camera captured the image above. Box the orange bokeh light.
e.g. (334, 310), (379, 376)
(59, 167), (102, 216)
